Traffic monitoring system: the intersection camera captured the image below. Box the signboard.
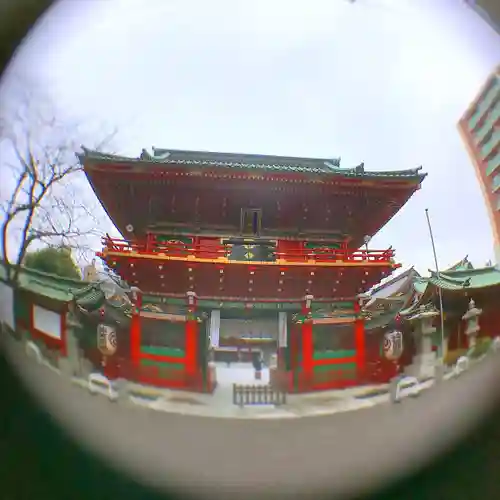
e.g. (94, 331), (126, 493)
(33, 305), (61, 339)
(97, 324), (117, 356)
(278, 312), (287, 347)
(209, 310), (220, 348)
(383, 330), (404, 361)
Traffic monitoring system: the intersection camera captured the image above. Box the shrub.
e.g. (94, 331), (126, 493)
(470, 337), (492, 359)
(444, 349), (467, 366)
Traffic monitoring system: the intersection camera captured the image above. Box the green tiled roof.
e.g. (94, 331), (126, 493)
(365, 311), (400, 330)
(428, 267), (500, 290)
(79, 147), (427, 181)
(444, 256), (474, 272)
(413, 276), (428, 295)
(0, 261), (121, 308)
(73, 283), (106, 310)
(0, 261), (89, 300)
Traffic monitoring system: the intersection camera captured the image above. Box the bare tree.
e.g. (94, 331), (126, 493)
(0, 77), (117, 285)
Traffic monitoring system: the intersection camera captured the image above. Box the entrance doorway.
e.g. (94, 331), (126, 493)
(212, 312), (278, 387)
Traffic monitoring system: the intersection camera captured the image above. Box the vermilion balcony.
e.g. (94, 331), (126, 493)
(99, 237), (397, 267)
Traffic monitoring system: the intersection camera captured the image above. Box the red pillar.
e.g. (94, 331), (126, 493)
(185, 292), (198, 388)
(60, 306), (68, 358)
(130, 314), (141, 367)
(354, 300), (365, 384)
(301, 294), (314, 391)
(130, 288), (142, 369)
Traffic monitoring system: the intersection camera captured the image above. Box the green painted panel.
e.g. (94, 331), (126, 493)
(142, 295), (301, 311)
(313, 350), (356, 360)
(143, 294), (351, 313)
(75, 323), (96, 349)
(140, 346), (185, 358)
(14, 290), (30, 324)
(311, 301), (353, 312)
(314, 363), (356, 373)
(156, 235), (193, 245)
(296, 363), (357, 372)
(304, 241), (342, 249)
(140, 359), (184, 370)
(228, 243), (276, 262)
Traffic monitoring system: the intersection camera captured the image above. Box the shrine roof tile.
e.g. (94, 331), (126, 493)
(429, 266), (500, 290)
(444, 256), (474, 272)
(0, 261), (117, 306)
(78, 147), (427, 181)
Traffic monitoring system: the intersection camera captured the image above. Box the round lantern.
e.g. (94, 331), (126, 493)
(97, 323), (117, 356)
(383, 330), (404, 361)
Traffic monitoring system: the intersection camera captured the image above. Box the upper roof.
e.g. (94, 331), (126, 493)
(79, 147), (427, 181)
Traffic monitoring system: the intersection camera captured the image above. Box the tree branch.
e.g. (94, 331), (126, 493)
(1, 78), (118, 285)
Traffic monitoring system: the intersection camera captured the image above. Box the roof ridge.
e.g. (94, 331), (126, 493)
(79, 147), (427, 179)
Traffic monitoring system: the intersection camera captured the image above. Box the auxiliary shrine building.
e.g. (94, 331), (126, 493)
(78, 147), (426, 392)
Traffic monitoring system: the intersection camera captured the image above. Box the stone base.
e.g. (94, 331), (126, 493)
(79, 358), (94, 379)
(405, 352), (437, 379)
(58, 358), (74, 377)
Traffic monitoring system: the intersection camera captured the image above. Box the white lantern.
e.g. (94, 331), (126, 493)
(383, 330), (404, 361)
(97, 323), (117, 356)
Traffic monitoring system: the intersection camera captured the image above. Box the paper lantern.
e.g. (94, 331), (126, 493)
(97, 323), (117, 356)
(383, 330), (403, 361)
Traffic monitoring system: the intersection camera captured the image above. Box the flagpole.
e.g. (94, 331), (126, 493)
(425, 208), (446, 363)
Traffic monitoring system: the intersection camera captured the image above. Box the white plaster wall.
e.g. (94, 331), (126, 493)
(33, 305), (62, 339)
(0, 281), (14, 330)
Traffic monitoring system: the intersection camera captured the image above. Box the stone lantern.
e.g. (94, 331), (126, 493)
(405, 304), (440, 378)
(462, 299), (482, 349)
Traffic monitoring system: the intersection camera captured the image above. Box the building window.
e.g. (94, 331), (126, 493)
(492, 173), (500, 192)
(240, 208), (262, 236)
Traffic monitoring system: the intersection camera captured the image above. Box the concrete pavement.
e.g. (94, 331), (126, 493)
(3, 335), (500, 500)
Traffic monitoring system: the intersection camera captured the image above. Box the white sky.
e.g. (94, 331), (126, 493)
(1, 0), (500, 274)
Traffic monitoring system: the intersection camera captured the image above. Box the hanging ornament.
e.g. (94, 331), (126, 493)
(97, 323), (117, 356)
(382, 330), (404, 361)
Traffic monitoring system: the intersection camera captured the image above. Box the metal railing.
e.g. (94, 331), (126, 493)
(101, 237), (395, 264)
(232, 383), (287, 407)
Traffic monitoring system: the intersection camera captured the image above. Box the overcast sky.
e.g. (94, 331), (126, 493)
(1, 0), (500, 275)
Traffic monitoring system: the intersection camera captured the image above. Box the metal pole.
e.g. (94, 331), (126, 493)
(425, 209), (446, 363)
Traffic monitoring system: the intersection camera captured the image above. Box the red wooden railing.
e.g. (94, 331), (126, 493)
(101, 236), (396, 264)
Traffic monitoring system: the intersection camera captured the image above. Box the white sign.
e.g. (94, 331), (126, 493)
(209, 310), (220, 348)
(97, 324), (117, 355)
(33, 305), (62, 339)
(278, 312), (288, 347)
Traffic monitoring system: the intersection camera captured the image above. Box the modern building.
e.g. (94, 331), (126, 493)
(458, 65), (500, 262)
(464, 0), (500, 36)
